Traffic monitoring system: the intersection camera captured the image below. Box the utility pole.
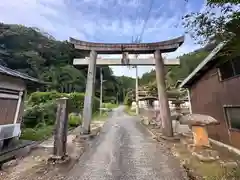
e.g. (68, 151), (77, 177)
(82, 50), (97, 134)
(100, 68), (103, 116)
(116, 92), (119, 104)
(135, 64), (139, 115)
(133, 37), (140, 115)
(122, 89), (125, 103)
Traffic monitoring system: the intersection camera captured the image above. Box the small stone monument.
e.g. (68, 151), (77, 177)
(49, 97), (69, 163)
(179, 114), (219, 147)
(179, 114), (220, 162)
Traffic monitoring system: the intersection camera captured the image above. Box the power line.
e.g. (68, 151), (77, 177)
(131, 0), (141, 42)
(131, 0), (155, 64)
(138, 0), (154, 43)
(129, 0), (154, 71)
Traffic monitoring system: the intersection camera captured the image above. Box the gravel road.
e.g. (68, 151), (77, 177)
(67, 106), (187, 180)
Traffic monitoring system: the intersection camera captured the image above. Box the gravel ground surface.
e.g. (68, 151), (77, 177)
(67, 106), (188, 180)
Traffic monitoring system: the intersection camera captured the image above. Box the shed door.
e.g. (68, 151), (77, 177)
(0, 91), (19, 125)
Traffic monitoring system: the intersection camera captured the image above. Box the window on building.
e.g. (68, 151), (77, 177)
(225, 107), (240, 131)
(219, 60), (234, 80)
(233, 57), (240, 74)
(219, 57), (240, 80)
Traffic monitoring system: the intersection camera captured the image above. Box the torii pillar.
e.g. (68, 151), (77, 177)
(82, 50), (97, 134)
(155, 50), (173, 137)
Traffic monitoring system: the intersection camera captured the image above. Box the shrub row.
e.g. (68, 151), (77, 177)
(23, 91), (100, 128)
(102, 103), (118, 109)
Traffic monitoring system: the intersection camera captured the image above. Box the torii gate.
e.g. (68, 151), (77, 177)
(70, 36), (184, 137)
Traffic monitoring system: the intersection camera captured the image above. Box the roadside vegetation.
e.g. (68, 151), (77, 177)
(0, 23), (133, 141)
(124, 106), (136, 116)
(172, 142), (240, 180)
(102, 103), (119, 109)
(20, 91), (99, 141)
(20, 92), (119, 140)
(93, 111), (109, 121)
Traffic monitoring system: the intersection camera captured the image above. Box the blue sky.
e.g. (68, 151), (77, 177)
(0, 0), (206, 77)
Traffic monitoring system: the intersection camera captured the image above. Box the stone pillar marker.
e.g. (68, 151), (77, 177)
(154, 50), (173, 137)
(53, 97), (69, 158)
(82, 50), (97, 134)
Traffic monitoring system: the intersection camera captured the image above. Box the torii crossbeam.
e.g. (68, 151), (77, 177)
(73, 57), (180, 66)
(70, 36), (184, 137)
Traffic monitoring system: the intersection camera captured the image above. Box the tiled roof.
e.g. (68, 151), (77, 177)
(0, 65), (42, 83)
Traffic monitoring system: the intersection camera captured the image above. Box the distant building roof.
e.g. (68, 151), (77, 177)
(180, 42), (227, 88)
(174, 80), (183, 88)
(0, 65), (42, 83)
(139, 96), (158, 101)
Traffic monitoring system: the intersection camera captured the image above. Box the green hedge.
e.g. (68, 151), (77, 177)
(27, 91), (100, 113)
(23, 91), (100, 128)
(103, 96), (116, 104)
(67, 92), (100, 113)
(27, 91), (63, 105)
(23, 101), (57, 128)
(102, 103), (118, 109)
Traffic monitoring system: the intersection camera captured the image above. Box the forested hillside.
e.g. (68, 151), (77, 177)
(0, 23), (221, 101)
(140, 0), (240, 92)
(139, 43), (217, 88)
(0, 23), (137, 140)
(0, 23), (135, 102)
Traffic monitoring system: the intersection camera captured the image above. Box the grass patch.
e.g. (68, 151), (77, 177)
(172, 142), (240, 180)
(124, 106), (136, 116)
(21, 113), (82, 141)
(21, 110), (107, 141)
(20, 125), (54, 141)
(143, 123), (240, 179)
(93, 111), (109, 121)
(102, 103), (118, 109)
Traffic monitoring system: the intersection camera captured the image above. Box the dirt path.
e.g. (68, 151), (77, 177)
(0, 122), (104, 180)
(66, 106), (187, 180)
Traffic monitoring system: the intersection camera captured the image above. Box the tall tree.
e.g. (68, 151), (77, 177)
(0, 23), (128, 100)
(183, 0), (240, 56)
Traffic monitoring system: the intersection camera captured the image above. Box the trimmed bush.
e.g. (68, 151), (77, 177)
(124, 95), (132, 106)
(27, 91), (100, 113)
(27, 91), (63, 105)
(102, 103), (118, 109)
(67, 92), (85, 113)
(103, 96), (116, 104)
(23, 101), (57, 128)
(68, 113), (81, 127)
(23, 91), (100, 129)
(68, 92), (100, 113)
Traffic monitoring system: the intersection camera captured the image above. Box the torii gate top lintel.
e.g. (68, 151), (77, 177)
(69, 35), (184, 54)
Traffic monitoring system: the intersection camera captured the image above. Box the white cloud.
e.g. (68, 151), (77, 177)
(0, 0), (59, 32)
(0, 0), (204, 77)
